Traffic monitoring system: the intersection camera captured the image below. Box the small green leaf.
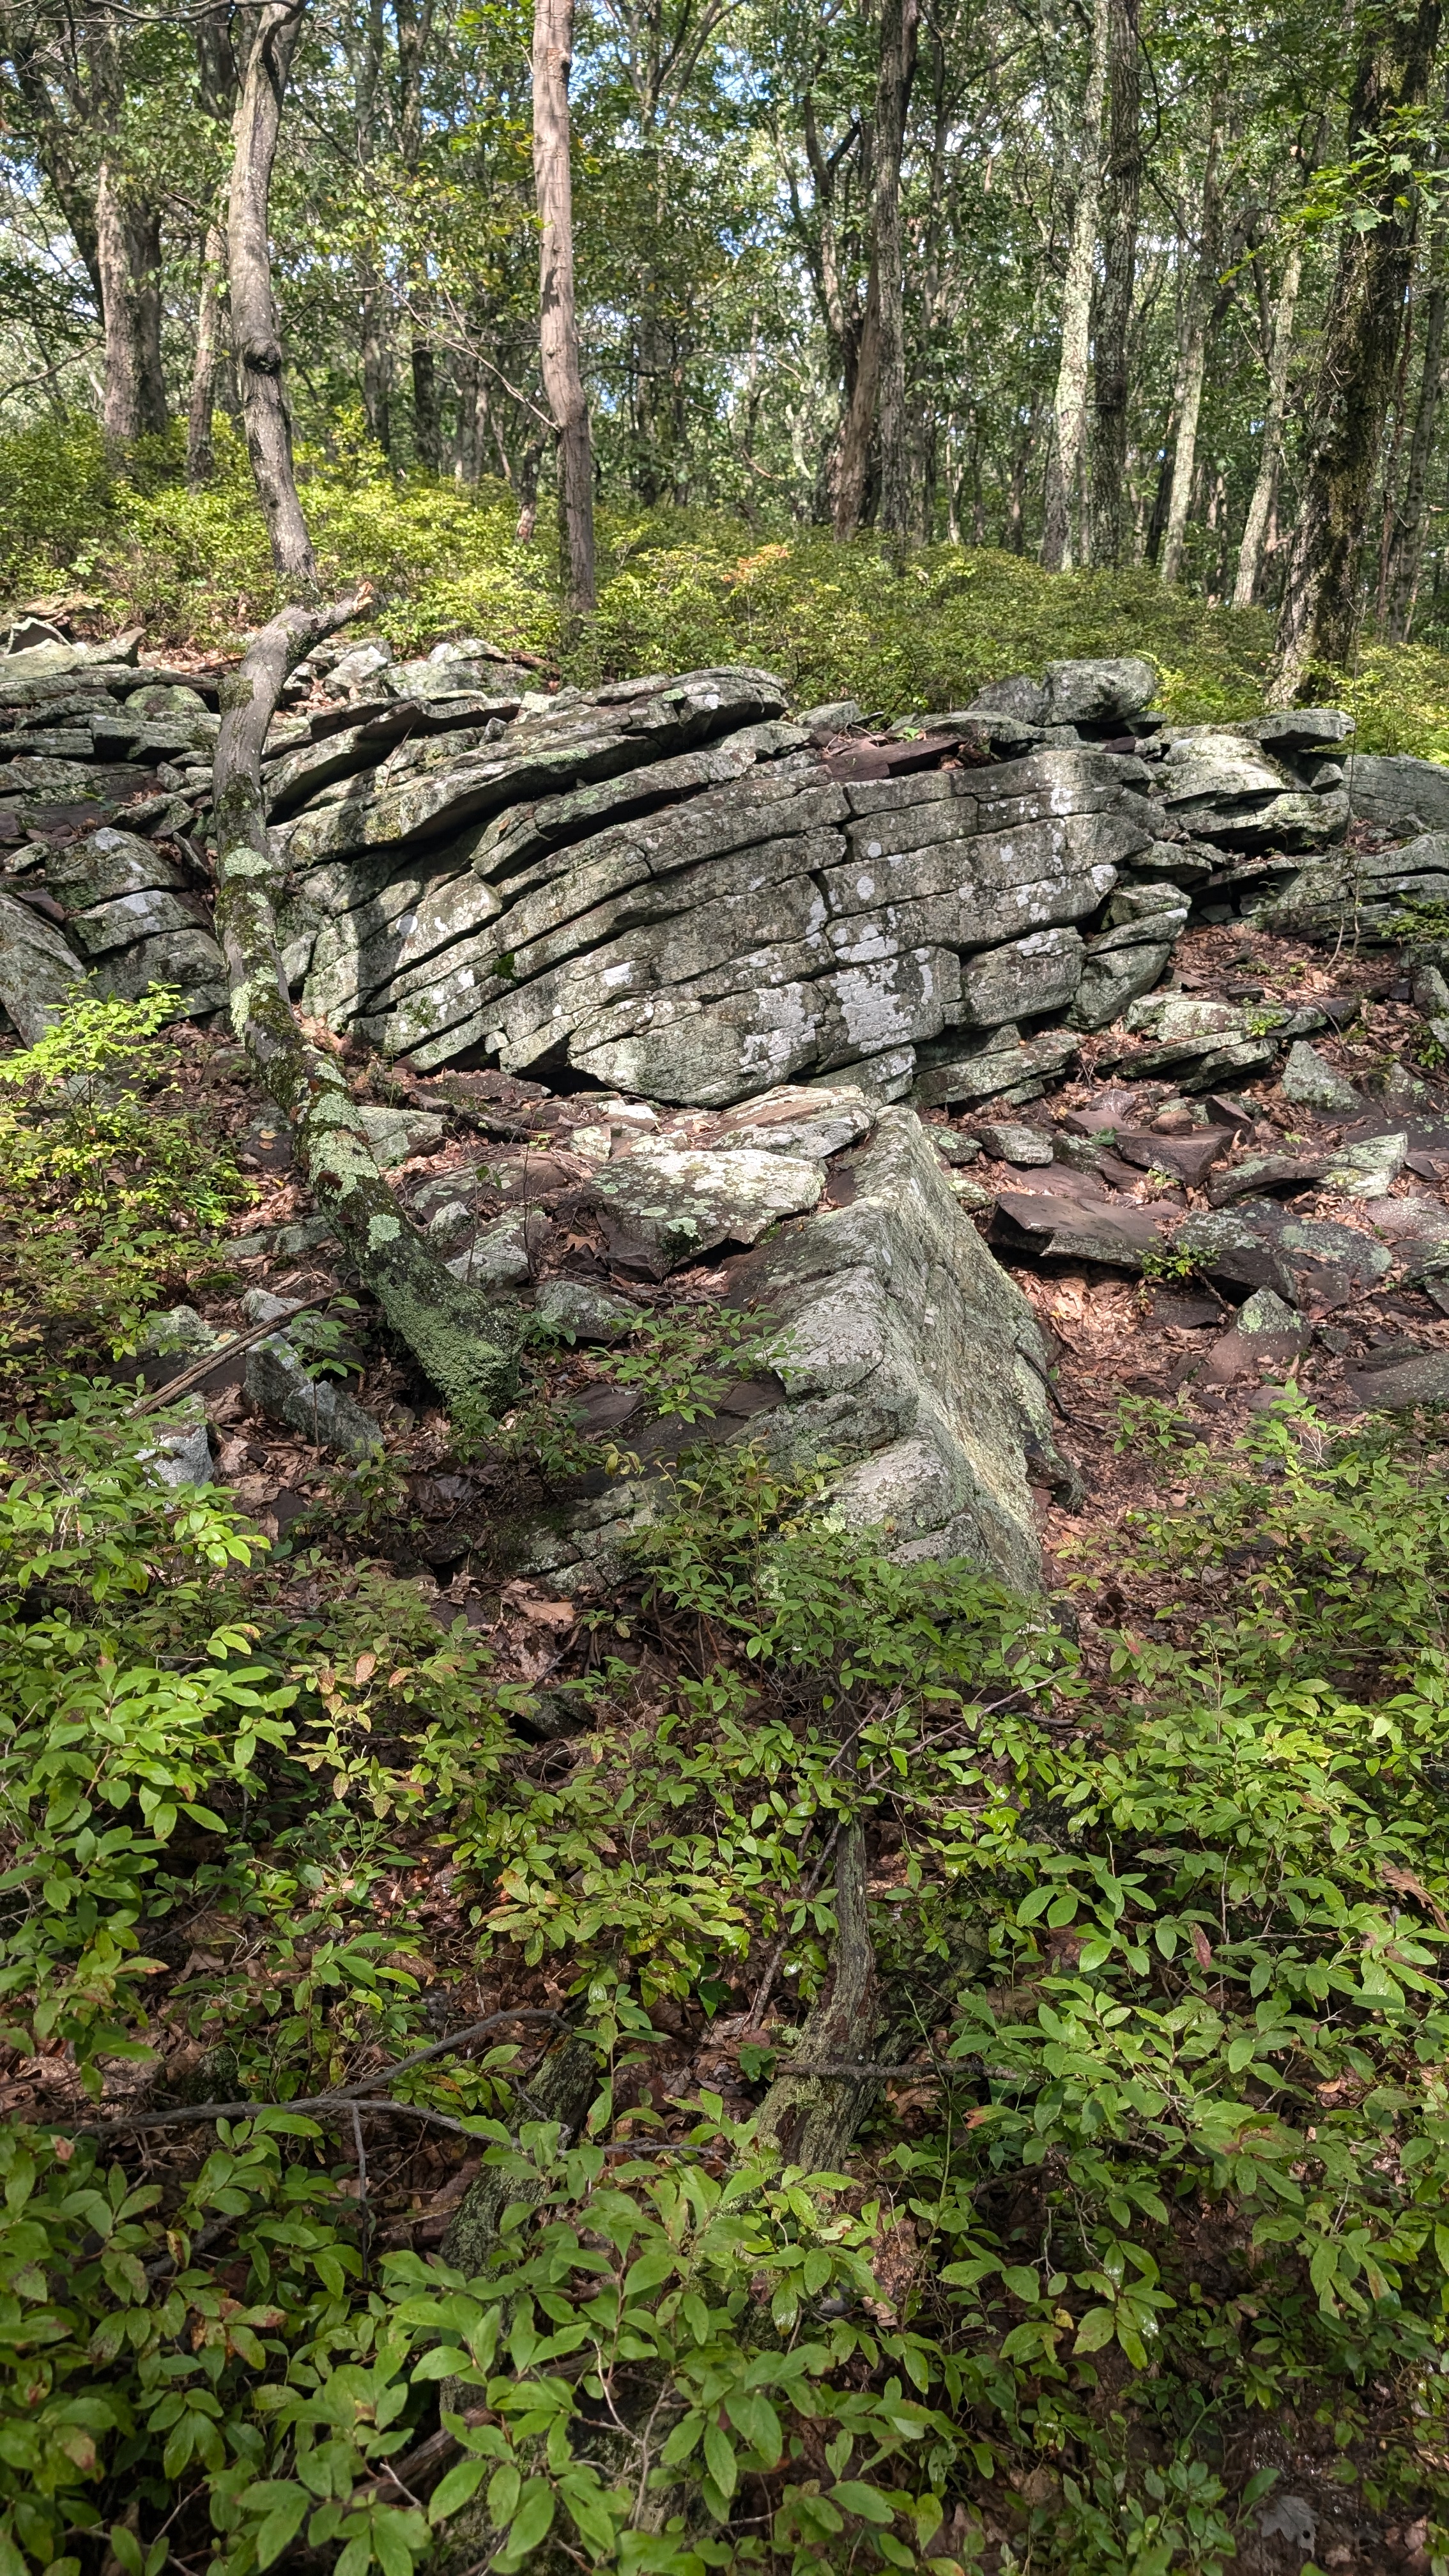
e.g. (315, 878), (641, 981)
(829, 2481), (895, 2526)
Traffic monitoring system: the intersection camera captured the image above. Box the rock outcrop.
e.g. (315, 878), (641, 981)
(498, 1100), (1067, 1597)
(0, 631), (1380, 1103)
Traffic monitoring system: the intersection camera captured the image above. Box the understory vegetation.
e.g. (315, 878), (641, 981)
(11, 422), (1449, 755)
(3, 1002), (1449, 2574)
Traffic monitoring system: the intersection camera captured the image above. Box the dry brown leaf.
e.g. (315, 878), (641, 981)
(1191, 1924), (1213, 1972)
(1382, 1862), (1448, 1929)
(355, 1651), (377, 1685)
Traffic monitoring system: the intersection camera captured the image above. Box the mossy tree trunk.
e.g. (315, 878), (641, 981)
(212, 598), (528, 1423)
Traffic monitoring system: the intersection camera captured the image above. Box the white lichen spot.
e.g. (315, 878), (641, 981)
(367, 1211), (402, 1249)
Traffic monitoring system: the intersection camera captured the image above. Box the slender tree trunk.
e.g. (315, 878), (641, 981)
(187, 225), (227, 486)
(396, 0), (442, 471)
(226, 0), (318, 588)
(1232, 241), (1301, 609)
(1272, 0), (1443, 700)
(1160, 97), (1225, 587)
(212, 595), (527, 1421)
(532, 0), (595, 617)
(1087, 0), (1141, 567)
(1387, 264), (1448, 639)
(874, 0), (920, 550)
(1043, 0), (1109, 571)
(95, 155), (138, 450)
(832, 265), (881, 535)
(361, 279), (392, 452)
(128, 202), (167, 433)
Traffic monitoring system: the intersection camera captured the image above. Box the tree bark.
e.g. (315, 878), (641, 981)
(396, 0), (443, 471)
(873, 0), (920, 551)
(1232, 240), (1301, 610)
(1087, 0), (1141, 567)
(1386, 264), (1447, 640)
(211, 597), (528, 1422)
(1271, 0), (1443, 700)
(831, 263), (881, 537)
(532, 0), (596, 618)
(226, 0), (318, 588)
(95, 153), (138, 450)
(1159, 96), (1225, 588)
(128, 201), (167, 434)
(1042, 0), (1109, 572)
(187, 226), (227, 486)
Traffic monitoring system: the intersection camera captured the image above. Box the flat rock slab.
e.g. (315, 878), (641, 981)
(1347, 1350), (1449, 1409)
(586, 1137), (825, 1269)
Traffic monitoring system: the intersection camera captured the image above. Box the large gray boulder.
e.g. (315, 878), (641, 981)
(0, 888), (91, 1038)
(1346, 751), (1449, 836)
(512, 1108), (1065, 1597)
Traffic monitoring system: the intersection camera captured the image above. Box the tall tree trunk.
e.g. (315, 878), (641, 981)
(831, 265), (881, 535)
(396, 0), (442, 471)
(212, 597), (526, 1422)
(1160, 96), (1225, 587)
(1272, 0), (1443, 700)
(95, 154), (138, 450)
(532, 0), (595, 618)
(1386, 263), (1448, 639)
(874, 0), (919, 550)
(833, 0), (916, 544)
(187, 224), (227, 486)
(128, 202), (167, 434)
(226, 0), (318, 588)
(1042, 0), (1110, 571)
(1087, 0), (1141, 567)
(362, 279), (392, 452)
(1232, 241), (1301, 609)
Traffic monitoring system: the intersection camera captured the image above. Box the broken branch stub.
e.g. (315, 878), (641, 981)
(212, 595), (527, 1423)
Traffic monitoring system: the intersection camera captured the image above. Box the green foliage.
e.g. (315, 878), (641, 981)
(0, 991), (249, 1398)
(9, 1255), (1449, 2568)
(12, 422), (1449, 747)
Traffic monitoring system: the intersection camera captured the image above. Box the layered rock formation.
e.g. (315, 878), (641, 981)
(0, 629), (1382, 1101)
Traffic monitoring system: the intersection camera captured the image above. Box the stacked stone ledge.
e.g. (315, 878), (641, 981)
(0, 619), (1437, 1098)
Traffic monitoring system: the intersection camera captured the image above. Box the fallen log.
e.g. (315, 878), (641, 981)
(211, 594), (528, 1423)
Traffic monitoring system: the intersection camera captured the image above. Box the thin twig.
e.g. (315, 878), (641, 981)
(51, 2007), (573, 2133)
(127, 1301), (326, 1416)
(750, 1823), (840, 2026)
(349, 2099), (370, 2285)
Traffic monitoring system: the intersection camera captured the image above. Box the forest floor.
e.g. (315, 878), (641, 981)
(3, 909), (1445, 2572)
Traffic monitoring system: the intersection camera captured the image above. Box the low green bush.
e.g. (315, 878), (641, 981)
(10, 419), (1449, 748)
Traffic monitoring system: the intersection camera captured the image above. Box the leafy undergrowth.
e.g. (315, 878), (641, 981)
(1, 1000), (1449, 2575)
(6, 1324), (1449, 2570)
(10, 416), (1449, 747)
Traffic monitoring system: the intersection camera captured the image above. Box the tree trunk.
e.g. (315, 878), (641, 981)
(395, 0), (443, 473)
(128, 201), (167, 434)
(1042, 0), (1110, 572)
(833, 0), (916, 545)
(1232, 240), (1301, 610)
(873, 0), (920, 551)
(1160, 96), (1225, 588)
(95, 155), (138, 451)
(211, 597), (528, 1423)
(532, 0), (595, 618)
(187, 226), (227, 487)
(226, 0), (318, 588)
(1271, 0), (1443, 700)
(1386, 265), (1447, 640)
(362, 278), (392, 454)
(1087, 0), (1141, 567)
(831, 264), (881, 537)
